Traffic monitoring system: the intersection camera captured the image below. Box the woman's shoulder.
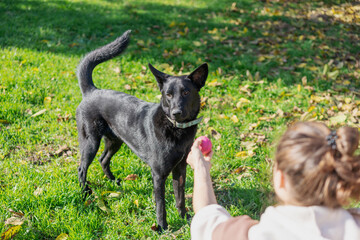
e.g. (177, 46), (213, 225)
(348, 208), (360, 227)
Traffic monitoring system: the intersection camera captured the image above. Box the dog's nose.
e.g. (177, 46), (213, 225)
(171, 109), (182, 119)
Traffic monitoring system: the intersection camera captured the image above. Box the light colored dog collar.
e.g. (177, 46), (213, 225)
(166, 116), (203, 129)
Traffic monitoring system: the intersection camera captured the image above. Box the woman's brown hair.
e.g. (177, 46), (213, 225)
(275, 121), (360, 208)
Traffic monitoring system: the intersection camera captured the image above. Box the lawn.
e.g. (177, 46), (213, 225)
(1, 0), (360, 239)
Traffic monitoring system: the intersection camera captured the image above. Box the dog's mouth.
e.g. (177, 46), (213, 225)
(171, 115), (186, 123)
(169, 109), (188, 123)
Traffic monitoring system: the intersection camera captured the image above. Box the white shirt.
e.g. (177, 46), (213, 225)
(191, 204), (360, 240)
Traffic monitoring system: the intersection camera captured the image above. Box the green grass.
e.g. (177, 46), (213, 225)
(1, 0), (360, 239)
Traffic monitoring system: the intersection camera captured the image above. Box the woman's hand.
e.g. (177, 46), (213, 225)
(187, 138), (213, 171)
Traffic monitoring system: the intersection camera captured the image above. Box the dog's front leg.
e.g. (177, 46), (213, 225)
(172, 158), (187, 219)
(152, 172), (167, 231)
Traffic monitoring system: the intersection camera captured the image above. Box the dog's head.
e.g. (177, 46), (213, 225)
(149, 63), (208, 123)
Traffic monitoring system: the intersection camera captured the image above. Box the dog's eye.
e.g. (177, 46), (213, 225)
(182, 90), (190, 96)
(166, 93), (172, 98)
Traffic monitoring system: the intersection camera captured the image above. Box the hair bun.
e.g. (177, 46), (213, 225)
(336, 126), (360, 157)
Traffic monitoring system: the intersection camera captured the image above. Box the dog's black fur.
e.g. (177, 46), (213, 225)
(76, 30), (208, 230)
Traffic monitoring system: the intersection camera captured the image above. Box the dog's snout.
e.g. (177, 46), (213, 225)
(171, 109), (182, 117)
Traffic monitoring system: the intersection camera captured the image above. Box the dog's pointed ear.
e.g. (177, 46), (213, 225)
(188, 63), (208, 90)
(149, 64), (168, 90)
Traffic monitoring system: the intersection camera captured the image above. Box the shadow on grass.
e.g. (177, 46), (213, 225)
(215, 186), (273, 220)
(1, 0), (359, 87)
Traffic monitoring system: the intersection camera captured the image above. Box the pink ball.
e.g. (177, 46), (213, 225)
(197, 136), (212, 155)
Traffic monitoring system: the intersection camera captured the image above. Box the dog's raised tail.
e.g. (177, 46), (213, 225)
(77, 30), (131, 96)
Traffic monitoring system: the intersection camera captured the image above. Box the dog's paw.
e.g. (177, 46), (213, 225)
(82, 186), (93, 200)
(116, 178), (121, 186)
(185, 212), (192, 222)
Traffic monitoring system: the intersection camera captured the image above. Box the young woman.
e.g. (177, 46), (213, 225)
(187, 122), (360, 240)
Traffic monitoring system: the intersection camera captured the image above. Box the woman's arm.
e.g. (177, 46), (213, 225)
(186, 138), (217, 213)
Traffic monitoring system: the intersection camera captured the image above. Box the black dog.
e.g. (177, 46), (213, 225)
(76, 30), (208, 230)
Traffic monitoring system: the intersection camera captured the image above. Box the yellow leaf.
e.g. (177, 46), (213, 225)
(298, 35), (304, 41)
(55, 233), (69, 240)
(208, 28), (218, 34)
(44, 97), (51, 104)
(134, 199), (139, 207)
(231, 115), (239, 123)
(328, 70), (339, 80)
(235, 151), (247, 157)
(308, 66), (318, 71)
(323, 64), (329, 75)
(1, 225), (21, 240)
(311, 95), (325, 103)
(308, 105), (316, 112)
(169, 21), (176, 27)
(243, 27), (248, 33)
(297, 63), (307, 68)
(219, 114), (229, 119)
(297, 84), (301, 92)
(343, 80), (351, 85)
(136, 40), (145, 47)
(193, 41), (201, 47)
(237, 98), (251, 106)
(258, 56), (266, 62)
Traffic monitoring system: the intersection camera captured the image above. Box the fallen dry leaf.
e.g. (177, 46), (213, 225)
(5, 216), (24, 226)
(31, 109), (46, 118)
(54, 145), (70, 156)
(34, 187), (43, 196)
(209, 128), (221, 140)
(237, 172), (252, 180)
(8, 209), (24, 218)
(97, 198), (111, 214)
(151, 223), (158, 231)
(231, 115), (239, 123)
(125, 174), (138, 181)
(329, 114), (347, 125)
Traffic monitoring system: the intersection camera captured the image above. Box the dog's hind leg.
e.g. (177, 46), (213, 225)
(99, 136), (123, 185)
(78, 131), (101, 196)
(172, 158), (187, 219)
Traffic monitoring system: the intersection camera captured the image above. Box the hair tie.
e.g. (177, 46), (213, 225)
(326, 130), (338, 150)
